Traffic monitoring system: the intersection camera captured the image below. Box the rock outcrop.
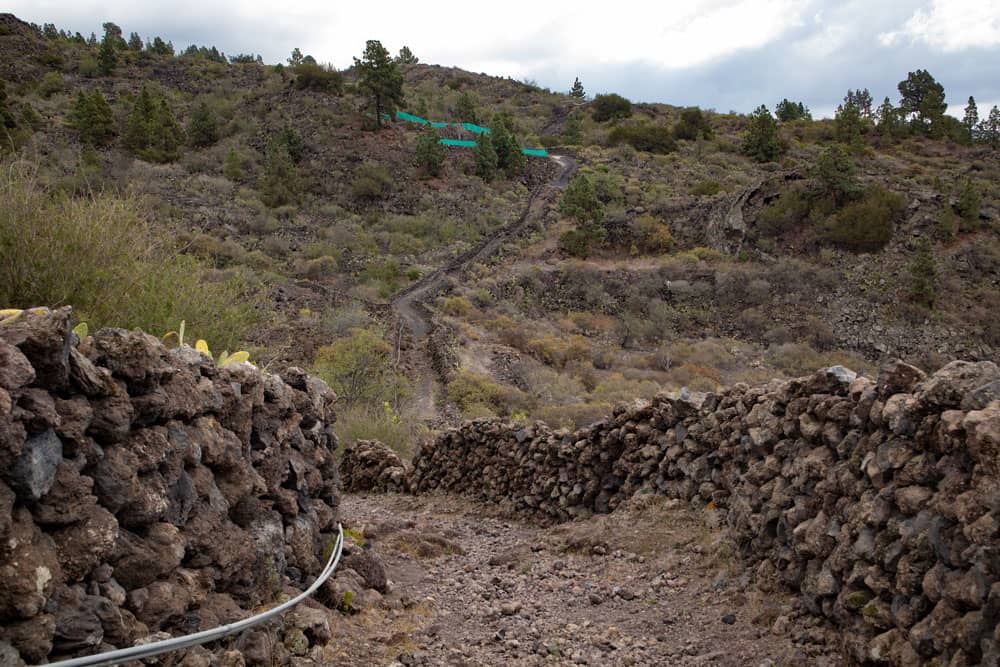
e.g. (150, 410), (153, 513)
(0, 308), (343, 665)
(360, 361), (1000, 666)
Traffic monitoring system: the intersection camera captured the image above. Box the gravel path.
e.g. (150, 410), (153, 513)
(322, 493), (845, 666)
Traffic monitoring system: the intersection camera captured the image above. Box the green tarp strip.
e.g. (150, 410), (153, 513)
(395, 111), (429, 124)
(460, 122), (490, 135)
(430, 121), (449, 128)
(437, 139), (548, 156)
(438, 139), (478, 147)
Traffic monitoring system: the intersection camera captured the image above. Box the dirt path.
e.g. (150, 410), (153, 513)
(322, 493), (845, 667)
(389, 153), (577, 422)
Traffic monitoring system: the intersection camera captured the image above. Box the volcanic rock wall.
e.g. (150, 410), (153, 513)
(399, 361), (1000, 666)
(0, 308), (341, 665)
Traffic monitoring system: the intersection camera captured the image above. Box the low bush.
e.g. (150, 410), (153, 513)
(690, 180), (721, 196)
(591, 93), (632, 122)
(312, 327), (408, 405)
(526, 335), (592, 369)
(352, 163), (393, 201)
(293, 63), (343, 93)
(440, 296), (473, 317)
(609, 123), (676, 154)
(0, 170), (260, 351)
(445, 370), (531, 416)
(335, 404), (425, 459)
(823, 185), (903, 252)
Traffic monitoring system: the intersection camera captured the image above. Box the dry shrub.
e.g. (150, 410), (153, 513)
(526, 335), (592, 369)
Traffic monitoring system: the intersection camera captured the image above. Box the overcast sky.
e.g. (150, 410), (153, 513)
(10, 0), (1000, 118)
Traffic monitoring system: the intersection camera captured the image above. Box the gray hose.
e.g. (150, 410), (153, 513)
(43, 524), (345, 667)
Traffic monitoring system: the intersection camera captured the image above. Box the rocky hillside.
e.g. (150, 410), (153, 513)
(345, 360), (1000, 666)
(3, 12), (999, 438)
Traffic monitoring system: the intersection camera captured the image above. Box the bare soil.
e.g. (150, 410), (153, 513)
(320, 493), (846, 666)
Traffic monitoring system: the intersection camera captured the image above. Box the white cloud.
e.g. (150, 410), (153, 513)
(878, 0), (1000, 51)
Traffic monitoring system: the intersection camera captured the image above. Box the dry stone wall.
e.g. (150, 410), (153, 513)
(0, 308), (343, 665)
(398, 361), (1000, 666)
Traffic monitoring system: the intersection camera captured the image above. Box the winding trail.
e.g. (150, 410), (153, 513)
(389, 153), (577, 420)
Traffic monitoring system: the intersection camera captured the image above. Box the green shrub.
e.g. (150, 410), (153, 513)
(260, 141), (299, 207)
(312, 328), (408, 405)
(446, 370), (531, 416)
(630, 215), (675, 253)
(591, 93), (632, 122)
(224, 148), (243, 181)
(526, 335), (592, 369)
(824, 185), (903, 252)
(908, 236), (937, 307)
(335, 404), (424, 459)
(293, 63), (343, 93)
(673, 107), (712, 140)
(560, 174), (603, 224)
(0, 170), (260, 351)
(440, 296), (473, 317)
(757, 187), (809, 236)
(742, 105), (783, 162)
(352, 163), (393, 201)
(78, 56), (98, 78)
(415, 127), (445, 177)
(187, 101), (219, 147)
(954, 178), (981, 228)
(690, 180), (721, 196)
(38, 71), (64, 98)
(609, 123), (676, 154)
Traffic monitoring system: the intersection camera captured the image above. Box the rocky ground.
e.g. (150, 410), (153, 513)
(328, 492), (846, 666)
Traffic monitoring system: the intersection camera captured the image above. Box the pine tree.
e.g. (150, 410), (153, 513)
(397, 46), (418, 64)
(415, 127), (445, 177)
(775, 99), (811, 122)
(97, 32), (117, 75)
(69, 90), (116, 145)
(288, 48), (303, 67)
(152, 100), (184, 162)
(127, 32), (143, 51)
(354, 39), (404, 131)
(124, 87), (156, 152)
(562, 115), (582, 145)
(473, 132), (497, 182)
(570, 77), (585, 100)
(955, 178), (981, 228)
(125, 87), (183, 162)
(963, 96), (979, 145)
(187, 101), (219, 147)
(490, 114), (525, 175)
(876, 97), (901, 138)
(908, 236), (937, 308)
(811, 145), (861, 207)
(223, 148), (243, 181)
(455, 91), (478, 124)
(981, 106), (1000, 149)
(741, 105), (783, 162)
(147, 37), (174, 56)
(260, 140), (299, 207)
(898, 69), (946, 136)
(835, 99), (864, 149)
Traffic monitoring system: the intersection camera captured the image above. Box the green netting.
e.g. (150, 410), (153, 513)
(521, 148), (549, 156)
(438, 139), (478, 147)
(395, 111), (428, 124)
(430, 121), (449, 128)
(460, 122), (491, 135)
